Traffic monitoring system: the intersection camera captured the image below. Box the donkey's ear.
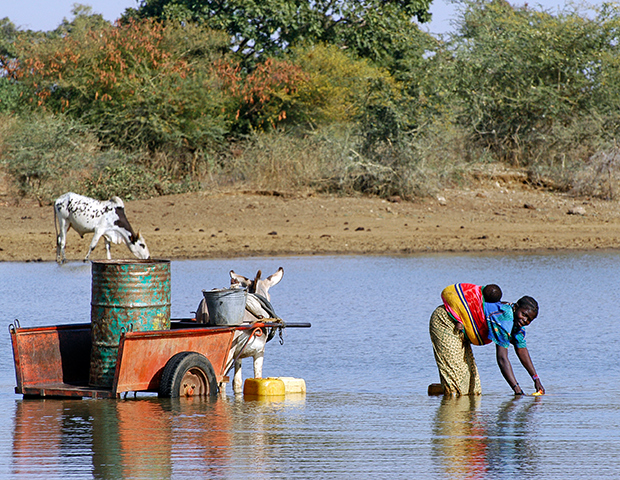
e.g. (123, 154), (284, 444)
(264, 267), (283, 288)
(230, 270), (251, 287)
(253, 270), (262, 284)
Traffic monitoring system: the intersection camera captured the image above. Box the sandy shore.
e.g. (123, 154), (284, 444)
(1, 180), (619, 262)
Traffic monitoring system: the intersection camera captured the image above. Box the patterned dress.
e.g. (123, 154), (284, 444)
(429, 305), (481, 395)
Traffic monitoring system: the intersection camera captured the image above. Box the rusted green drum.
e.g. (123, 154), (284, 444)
(89, 259), (171, 388)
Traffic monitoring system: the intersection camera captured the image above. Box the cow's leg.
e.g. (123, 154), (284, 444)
(56, 216), (68, 264)
(85, 230), (104, 261)
(233, 359), (244, 394)
(104, 238), (112, 260)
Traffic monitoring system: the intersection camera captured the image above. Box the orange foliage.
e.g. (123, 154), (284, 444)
(12, 18), (308, 135)
(14, 19), (192, 108)
(214, 57), (307, 130)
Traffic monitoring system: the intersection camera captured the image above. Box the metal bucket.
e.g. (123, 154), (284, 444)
(202, 288), (247, 325)
(89, 259), (171, 388)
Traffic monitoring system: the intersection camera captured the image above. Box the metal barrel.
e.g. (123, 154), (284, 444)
(89, 259), (171, 388)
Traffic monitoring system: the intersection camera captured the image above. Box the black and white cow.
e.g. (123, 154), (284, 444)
(54, 192), (150, 264)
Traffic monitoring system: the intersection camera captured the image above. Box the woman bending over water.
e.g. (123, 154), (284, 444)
(429, 283), (544, 396)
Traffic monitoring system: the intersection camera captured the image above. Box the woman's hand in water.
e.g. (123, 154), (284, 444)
(534, 378), (545, 394)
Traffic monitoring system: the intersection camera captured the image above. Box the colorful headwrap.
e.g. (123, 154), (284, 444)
(441, 283), (491, 346)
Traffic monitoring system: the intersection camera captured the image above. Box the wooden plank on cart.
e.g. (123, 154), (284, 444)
(19, 383), (116, 399)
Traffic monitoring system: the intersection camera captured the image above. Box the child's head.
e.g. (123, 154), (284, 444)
(482, 284), (502, 303)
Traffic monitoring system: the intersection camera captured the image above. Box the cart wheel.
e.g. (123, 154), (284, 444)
(158, 352), (219, 398)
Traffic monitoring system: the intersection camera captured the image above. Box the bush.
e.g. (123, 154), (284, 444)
(0, 113), (197, 203)
(220, 128), (351, 192)
(285, 44), (399, 127)
(6, 2), (620, 202)
(216, 125), (466, 199)
(446, 0), (620, 166)
(82, 163), (199, 200)
(0, 78), (28, 114)
(216, 57), (308, 133)
(1, 114), (102, 203)
(571, 148), (620, 200)
(13, 19), (233, 156)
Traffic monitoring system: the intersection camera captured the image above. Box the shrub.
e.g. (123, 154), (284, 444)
(285, 44), (399, 127)
(220, 128), (351, 191)
(82, 163), (199, 200)
(0, 113), (197, 203)
(1, 114), (102, 203)
(215, 57), (308, 133)
(13, 19), (232, 156)
(0, 78), (28, 114)
(216, 125), (460, 199)
(446, 0), (620, 166)
(571, 148), (620, 200)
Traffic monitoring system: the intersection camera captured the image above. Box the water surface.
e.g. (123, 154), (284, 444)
(0, 253), (618, 479)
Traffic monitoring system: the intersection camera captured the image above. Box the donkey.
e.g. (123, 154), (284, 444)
(196, 267), (284, 393)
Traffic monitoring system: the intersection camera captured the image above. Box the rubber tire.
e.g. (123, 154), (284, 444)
(158, 351), (219, 398)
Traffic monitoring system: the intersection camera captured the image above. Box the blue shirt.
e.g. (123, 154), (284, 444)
(484, 302), (527, 349)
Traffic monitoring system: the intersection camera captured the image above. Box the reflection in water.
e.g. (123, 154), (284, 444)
(12, 395), (304, 479)
(226, 396), (290, 478)
(432, 396), (542, 479)
(13, 399), (173, 479)
(164, 394), (296, 478)
(92, 400), (172, 479)
(432, 396), (488, 479)
(485, 397), (542, 476)
(163, 396), (233, 478)
(5, 253), (620, 478)
(12, 399), (64, 478)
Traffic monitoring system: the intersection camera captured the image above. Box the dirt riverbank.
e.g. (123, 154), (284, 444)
(1, 177), (619, 262)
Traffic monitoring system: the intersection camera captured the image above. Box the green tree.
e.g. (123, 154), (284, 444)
(446, 0), (620, 164)
(283, 44), (398, 126)
(128, 0), (432, 69)
(0, 18), (33, 113)
(53, 4), (111, 35)
(13, 18), (233, 156)
(0, 17), (19, 59)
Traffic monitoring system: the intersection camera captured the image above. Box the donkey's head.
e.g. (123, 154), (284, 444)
(230, 267), (283, 301)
